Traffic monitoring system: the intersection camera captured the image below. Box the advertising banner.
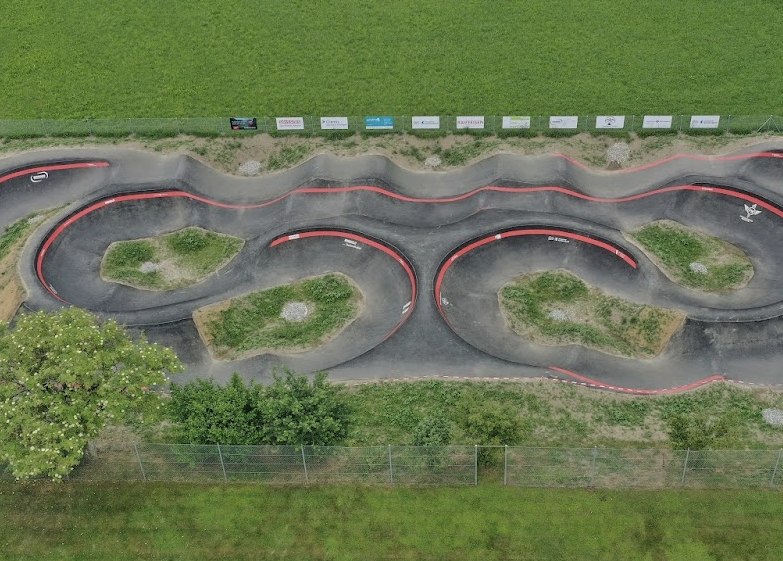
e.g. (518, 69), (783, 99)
(365, 116), (394, 130)
(276, 117), (305, 131)
(690, 115), (721, 129)
(456, 116), (485, 129)
(411, 116), (440, 130)
(229, 117), (257, 130)
(642, 115), (673, 129)
(595, 116), (625, 129)
(549, 116), (579, 129)
(502, 116), (531, 129)
(320, 117), (349, 130)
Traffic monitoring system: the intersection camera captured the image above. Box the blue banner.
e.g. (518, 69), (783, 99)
(365, 116), (394, 130)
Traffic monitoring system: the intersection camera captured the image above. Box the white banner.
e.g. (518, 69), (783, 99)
(320, 117), (349, 130)
(276, 117), (305, 131)
(690, 115), (721, 129)
(642, 115), (673, 129)
(549, 116), (579, 129)
(412, 116), (440, 130)
(595, 116), (625, 129)
(456, 116), (485, 129)
(502, 116), (531, 129)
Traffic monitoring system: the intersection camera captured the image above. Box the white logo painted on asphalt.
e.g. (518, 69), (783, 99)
(740, 204), (762, 223)
(30, 172), (49, 183)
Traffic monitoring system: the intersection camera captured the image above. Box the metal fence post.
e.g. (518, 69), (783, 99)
(590, 446), (598, 486)
(504, 445), (508, 486)
(301, 445), (309, 484)
(388, 444), (394, 485)
(474, 445), (478, 486)
(216, 443), (227, 483)
(680, 449), (690, 486)
(133, 442), (146, 481)
(771, 449), (782, 487)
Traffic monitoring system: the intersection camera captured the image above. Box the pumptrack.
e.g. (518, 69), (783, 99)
(3, 146), (783, 392)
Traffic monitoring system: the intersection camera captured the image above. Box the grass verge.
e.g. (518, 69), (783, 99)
(0, 210), (60, 321)
(630, 220), (753, 292)
(499, 270), (684, 358)
(101, 227), (244, 290)
(194, 273), (363, 359)
(343, 380), (783, 449)
(2, 482), (783, 561)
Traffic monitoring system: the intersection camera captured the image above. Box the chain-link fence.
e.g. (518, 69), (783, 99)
(61, 441), (478, 486)
(0, 115), (781, 138)
(3, 443), (782, 488)
(504, 446), (783, 489)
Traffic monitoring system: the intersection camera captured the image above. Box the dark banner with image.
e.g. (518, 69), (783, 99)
(230, 117), (258, 130)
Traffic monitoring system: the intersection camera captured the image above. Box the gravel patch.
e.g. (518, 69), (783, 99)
(606, 142), (631, 165)
(281, 301), (309, 322)
(238, 160), (263, 176)
(548, 309), (570, 322)
(424, 156), (442, 167)
(762, 408), (783, 426)
(138, 261), (160, 274)
(689, 262), (709, 275)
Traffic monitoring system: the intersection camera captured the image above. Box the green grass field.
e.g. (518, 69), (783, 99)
(1, 1), (782, 118)
(2, 482), (782, 560)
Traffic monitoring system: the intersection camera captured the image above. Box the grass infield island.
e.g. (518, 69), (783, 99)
(101, 227), (244, 290)
(2, 483), (783, 561)
(194, 273), (363, 359)
(630, 220), (754, 292)
(499, 270), (683, 358)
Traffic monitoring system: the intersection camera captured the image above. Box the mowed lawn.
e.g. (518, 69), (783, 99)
(1, 1), (782, 118)
(1, 483), (782, 560)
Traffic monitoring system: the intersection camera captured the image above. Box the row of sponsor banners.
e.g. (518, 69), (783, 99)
(231, 115), (723, 132)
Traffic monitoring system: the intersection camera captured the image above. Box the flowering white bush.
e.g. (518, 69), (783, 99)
(0, 309), (182, 480)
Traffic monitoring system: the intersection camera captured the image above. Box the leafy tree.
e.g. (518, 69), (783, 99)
(168, 374), (263, 444)
(412, 413), (452, 446)
(0, 309), (182, 480)
(256, 369), (350, 446)
(666, 412), (736, 450)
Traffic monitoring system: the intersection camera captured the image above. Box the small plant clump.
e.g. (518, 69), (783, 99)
(101, 227), (244, 290)
(195, 273), (363, 359)
(631, 220), (753, 292)
(499, 270), (684, 358)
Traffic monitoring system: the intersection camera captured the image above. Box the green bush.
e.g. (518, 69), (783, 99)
(168, 370), (351, 446)
(104, 240), (154, 268)
(168, 374), (263, 445)
(412, 414), (452, 446)
(459, 399), (524, 445)
(168, 229), (209, 254)
(302, 274), (354, 303)
(666, 412), (737, 450)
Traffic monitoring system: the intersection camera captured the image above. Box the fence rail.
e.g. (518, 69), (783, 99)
(0, 115), (781, 138)
(4, 443), (783, 488)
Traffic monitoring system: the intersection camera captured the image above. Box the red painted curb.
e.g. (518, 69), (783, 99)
(549, 366), (726, 394)
(0, 161), (109, 185)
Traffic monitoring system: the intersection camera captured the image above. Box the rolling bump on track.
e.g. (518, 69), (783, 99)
(3, 146), (783, 391)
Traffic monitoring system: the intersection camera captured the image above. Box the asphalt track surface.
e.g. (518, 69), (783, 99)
(4, 146), (783, 392)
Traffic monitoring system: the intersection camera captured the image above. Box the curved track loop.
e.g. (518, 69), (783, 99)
(3, 147), (783, 390)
